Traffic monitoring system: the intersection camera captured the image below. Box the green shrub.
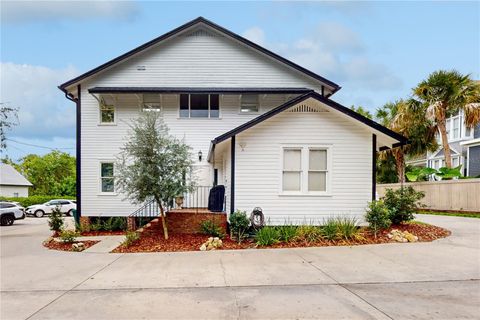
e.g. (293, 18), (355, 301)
(48, 206), (64, 233)
(335, 217), (359, 240)
(295, 225), (322, 243)
(382, 187), (425, 224)
(0, 195), (76, 208)
(123, 231), (140, 247)
(365, 200), (391, 238)
(90, 219), (103, 232)
(321, 218), (340, 240)
(276, 225), (297, 242)
(59, 230), (79, 243)
(229, 210), (250, 243)
(255, 227), (280, 246)
(101, 217), (127, 231)
(200, 220), (225, 239)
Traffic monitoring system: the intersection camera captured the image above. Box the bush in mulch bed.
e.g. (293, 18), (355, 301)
(111, 221), (450, 253)
(43, 238), (99, 252)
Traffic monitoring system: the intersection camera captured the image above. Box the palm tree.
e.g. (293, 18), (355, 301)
(413, 70), (480, 168)
(376, 99), (438, 183)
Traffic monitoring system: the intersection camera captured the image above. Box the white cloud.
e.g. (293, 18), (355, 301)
(0, 62), (78, 143)
(242, 27), (266, 45)
(268, 23), (402, 91)
(1, 1), (139, 24)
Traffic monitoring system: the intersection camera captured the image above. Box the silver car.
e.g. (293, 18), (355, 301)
(0, 202), (25, 226)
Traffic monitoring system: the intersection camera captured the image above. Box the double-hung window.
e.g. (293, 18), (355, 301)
(179, 94), (219, 118)
(282, 146), (330, 194)
(142, 93), (161, 112)
(282, 149), (302, 191)
(101, 163), (114, 193)
(100, 96), (115, 124)
(240, 94), (259, 113)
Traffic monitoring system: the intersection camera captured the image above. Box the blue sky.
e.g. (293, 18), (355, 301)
(1, 1), (479, 161)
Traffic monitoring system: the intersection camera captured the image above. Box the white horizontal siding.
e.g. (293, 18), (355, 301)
(233, 106), (373, 224)
(85, 28), (326, 92)
(80, 89), (293, 216)
(0, 185), (29, 197)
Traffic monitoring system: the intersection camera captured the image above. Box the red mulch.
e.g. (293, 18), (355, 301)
(112, 221), (450, 253)
(80, 230), (126, 236)
(43, 239), (100, 252)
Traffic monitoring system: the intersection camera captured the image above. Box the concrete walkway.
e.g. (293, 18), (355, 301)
(78, 235), (126, 253)
(1, 215), (479, 319)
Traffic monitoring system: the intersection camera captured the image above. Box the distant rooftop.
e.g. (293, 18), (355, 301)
(0, 163), (33, 187)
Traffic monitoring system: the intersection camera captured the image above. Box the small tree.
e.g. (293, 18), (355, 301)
(365, 200), (391, 238)
(48, 206), (64, 234)
(116, 111), (194, 240)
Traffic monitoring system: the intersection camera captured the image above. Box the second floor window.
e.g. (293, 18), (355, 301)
(240, 94), (259, 113)
(100, 96), (115, 123)
(180, 94), (219, 118)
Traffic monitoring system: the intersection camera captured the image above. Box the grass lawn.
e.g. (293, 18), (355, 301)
(417, 211), (480, 219)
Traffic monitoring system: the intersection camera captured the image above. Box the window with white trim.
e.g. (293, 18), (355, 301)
(282, 146), (330, 193)
(142, 93), (161, 112)
(99, 96), (115, 123)
(179, 94), (219, 118)
(308, 149), (327, 191)
(282, 148), (302, 191)
(101, 162), (114, 193)
(240, 94), (258, 113)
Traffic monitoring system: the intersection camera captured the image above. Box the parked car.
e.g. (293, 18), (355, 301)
(26, 200), (76, 218)
(0, 202), (25, 226)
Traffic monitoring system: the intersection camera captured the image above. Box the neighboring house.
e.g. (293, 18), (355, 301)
(0, 164), (33, 197)
(407, 110), (480, 177)
(58, 17), (406, 223)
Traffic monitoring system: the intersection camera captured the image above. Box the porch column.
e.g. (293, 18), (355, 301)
(230, 135), (235, 214)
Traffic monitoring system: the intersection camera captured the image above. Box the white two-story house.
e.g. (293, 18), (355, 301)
(407, 110), (480, 177)
(59, 17), (406, 224)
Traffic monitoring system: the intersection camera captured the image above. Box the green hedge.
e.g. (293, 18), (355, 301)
(0, 195), (76, 208)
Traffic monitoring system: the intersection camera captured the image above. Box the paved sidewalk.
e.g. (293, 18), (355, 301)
(1, 215), (479, 319)
(79, 235), (126, 253)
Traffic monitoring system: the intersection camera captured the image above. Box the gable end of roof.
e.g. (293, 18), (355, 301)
(58, 17), (340, 94)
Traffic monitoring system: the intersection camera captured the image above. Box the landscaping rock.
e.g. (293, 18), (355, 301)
(388, 229), (418, 243)
(72, 242), (86, 252)
(199, 237), (223, 251)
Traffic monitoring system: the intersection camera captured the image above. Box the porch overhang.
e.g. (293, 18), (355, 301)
(207, 91), (408, 162)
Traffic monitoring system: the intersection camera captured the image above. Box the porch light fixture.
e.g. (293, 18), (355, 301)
(198, 150), (203, 162)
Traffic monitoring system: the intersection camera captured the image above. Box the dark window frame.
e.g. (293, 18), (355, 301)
(179, 93), (220, 118)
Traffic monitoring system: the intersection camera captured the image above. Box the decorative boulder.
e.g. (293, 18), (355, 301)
(387, 229), (418, 243)
(199, 237), (223, 251)
(72, 242), (86, 252)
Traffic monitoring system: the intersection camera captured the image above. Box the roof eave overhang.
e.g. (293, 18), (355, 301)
(211, 92), (407, 146)
(88, 87), (314, 94)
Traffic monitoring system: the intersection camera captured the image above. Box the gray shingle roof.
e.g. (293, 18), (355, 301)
(0, 164), (33, 186)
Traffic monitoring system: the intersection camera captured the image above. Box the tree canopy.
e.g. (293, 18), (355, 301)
(116, 111), (194, 239)
(2, 151), (76, 196)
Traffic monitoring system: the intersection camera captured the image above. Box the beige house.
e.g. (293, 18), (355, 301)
(0, 164), (32, 197)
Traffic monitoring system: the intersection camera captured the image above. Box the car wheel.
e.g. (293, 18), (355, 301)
(1, 215), (14, 226)
(34, 210), (44, 218)
(66, 209), (73, 216)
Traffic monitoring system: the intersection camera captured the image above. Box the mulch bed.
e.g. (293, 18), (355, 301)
(80, 230), (126, 236)
(43, 239), (100, 252)
(112, 221), (451, 253)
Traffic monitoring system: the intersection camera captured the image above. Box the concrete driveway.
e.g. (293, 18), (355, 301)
(1, 215), (479, 320)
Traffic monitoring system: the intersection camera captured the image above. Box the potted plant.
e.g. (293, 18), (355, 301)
(175, 195), (184, 209)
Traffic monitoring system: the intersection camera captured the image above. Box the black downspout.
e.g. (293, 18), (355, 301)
(372, 134), (377, 201)
(76, 85), (81, 217)
(230, 135), (235, 214)
(321, 86), (325, 97)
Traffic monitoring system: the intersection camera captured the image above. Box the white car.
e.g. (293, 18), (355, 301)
(0, 202), (26, 226)
(26, 199), (76, 218)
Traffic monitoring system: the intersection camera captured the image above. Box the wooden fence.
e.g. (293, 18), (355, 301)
(377, 179), (480, 213)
